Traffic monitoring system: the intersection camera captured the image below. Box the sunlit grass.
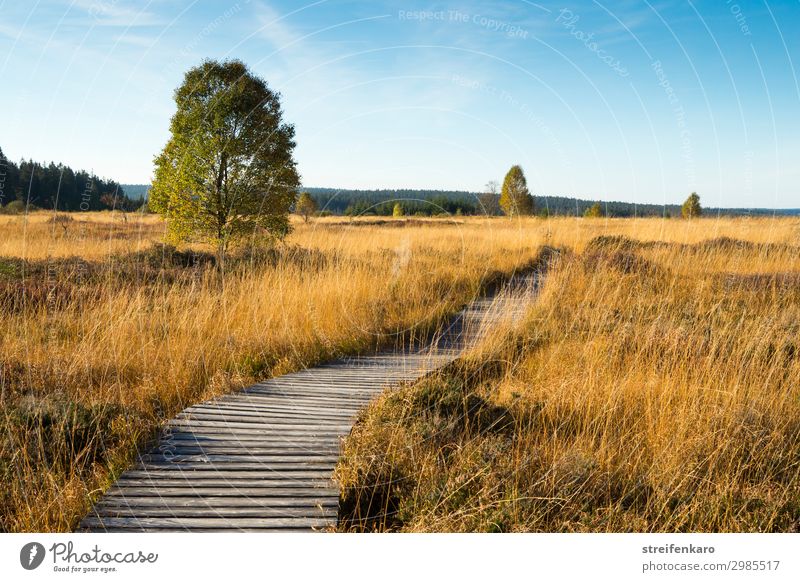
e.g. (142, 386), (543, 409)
(1, 212), (798, 531)
(337, 219), (800, 532)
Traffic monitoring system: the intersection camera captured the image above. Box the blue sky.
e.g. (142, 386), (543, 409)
(1, 0), (798, 208)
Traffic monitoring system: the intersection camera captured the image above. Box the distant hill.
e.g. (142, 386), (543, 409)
(120, 183), (799, 217)
(304, 187), (799, 218)
(120, 184), (151, 199)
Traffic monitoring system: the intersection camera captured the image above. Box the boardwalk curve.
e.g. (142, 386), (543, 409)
(80, 273), (540, 532)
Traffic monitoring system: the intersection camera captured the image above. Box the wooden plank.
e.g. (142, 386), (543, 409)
(144, 443), (342, 454)
(188, 402), (355, 414)
(141, 451), (338, 460)
(135, 461), (344, 471)
(217, 393), (371, 405)
(106, 487), (337, 497)
(213, 395), (372, 407)
(149, 438), (339, 448)
(120, 470), (335, 479)
(191, 403), (355, 417)
(136, 454), (339, 464)
(162, 425), (347, 436)
(81, 517), (334, 529)
(152, 437), (341, 448)
(156, 430), (349, 440)
(88, 527), (319, 533)
(95, 496), (337, 508)
(91, 506), (336, 518)
(113, 478), (334, 488)
(240, 391), (376, 402)
(174, 411), (352, 425)
(250, 387), (383, 395)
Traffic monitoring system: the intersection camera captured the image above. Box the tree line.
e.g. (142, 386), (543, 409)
(305, 188), (480, 216)
(0, 146), (143, 212)
(302, 173), (706, 218)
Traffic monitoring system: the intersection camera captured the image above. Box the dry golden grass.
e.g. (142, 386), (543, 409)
(2, 212), (799, 532)
(0, 211), (541, 532)
(0, 211), (165, 260)
(337, 217), (800, 532)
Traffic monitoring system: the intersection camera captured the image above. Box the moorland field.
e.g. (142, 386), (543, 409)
(1, 211), (798, 532)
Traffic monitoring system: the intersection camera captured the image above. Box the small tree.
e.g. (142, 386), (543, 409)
(392, 202), (404, 217)
(479, 180), (501, 216)
(150, 59), (300, 261)
(296, 192), (318, 222)
(681, 192), (702, 219)
(584, 202), (603, 218)
(499, 165), (534, 217)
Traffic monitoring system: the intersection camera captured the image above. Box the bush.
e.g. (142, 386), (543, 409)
(2, 200), (29, 214)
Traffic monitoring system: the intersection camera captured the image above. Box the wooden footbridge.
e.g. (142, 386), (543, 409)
(80, 273), (539, 532)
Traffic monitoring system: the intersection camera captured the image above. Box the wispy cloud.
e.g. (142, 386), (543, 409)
(67, 0), (165, 27)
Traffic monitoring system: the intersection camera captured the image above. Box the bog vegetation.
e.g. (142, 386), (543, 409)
(337, 219), (800, 532)
(1, 211), (798, 533)
(0, 211), (539, 532)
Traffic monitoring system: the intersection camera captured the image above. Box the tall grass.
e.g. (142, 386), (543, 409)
(0, 212), (541, 532)
(337, 223), (800, 532)
(2, 213), (798, 532)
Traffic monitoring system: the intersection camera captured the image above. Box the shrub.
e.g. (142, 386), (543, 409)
(2, 200), (29, 214)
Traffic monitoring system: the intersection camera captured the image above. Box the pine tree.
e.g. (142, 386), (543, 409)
(499, 165), (534, 217)
(681, 192), (702, 218)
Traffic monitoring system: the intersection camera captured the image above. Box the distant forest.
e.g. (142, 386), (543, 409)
(2, 153), (795, 217)
(0, 147), (143, 211)
(121, 184), (798, 217)
(304, 187), (796, 218)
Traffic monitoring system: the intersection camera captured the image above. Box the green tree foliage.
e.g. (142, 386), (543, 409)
(295, 192), (318, 222)
(681, 192), (702, 218)
(392, 202), (404, 217)
(499, 165), (534, 217)
(150, 59), (300, 257)
(584, 202), (603, 218)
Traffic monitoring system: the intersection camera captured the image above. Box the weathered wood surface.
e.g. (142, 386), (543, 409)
(80, 274), (539, 532)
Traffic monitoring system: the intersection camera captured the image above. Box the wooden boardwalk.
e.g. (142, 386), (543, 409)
(80, 273), (540, 532)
